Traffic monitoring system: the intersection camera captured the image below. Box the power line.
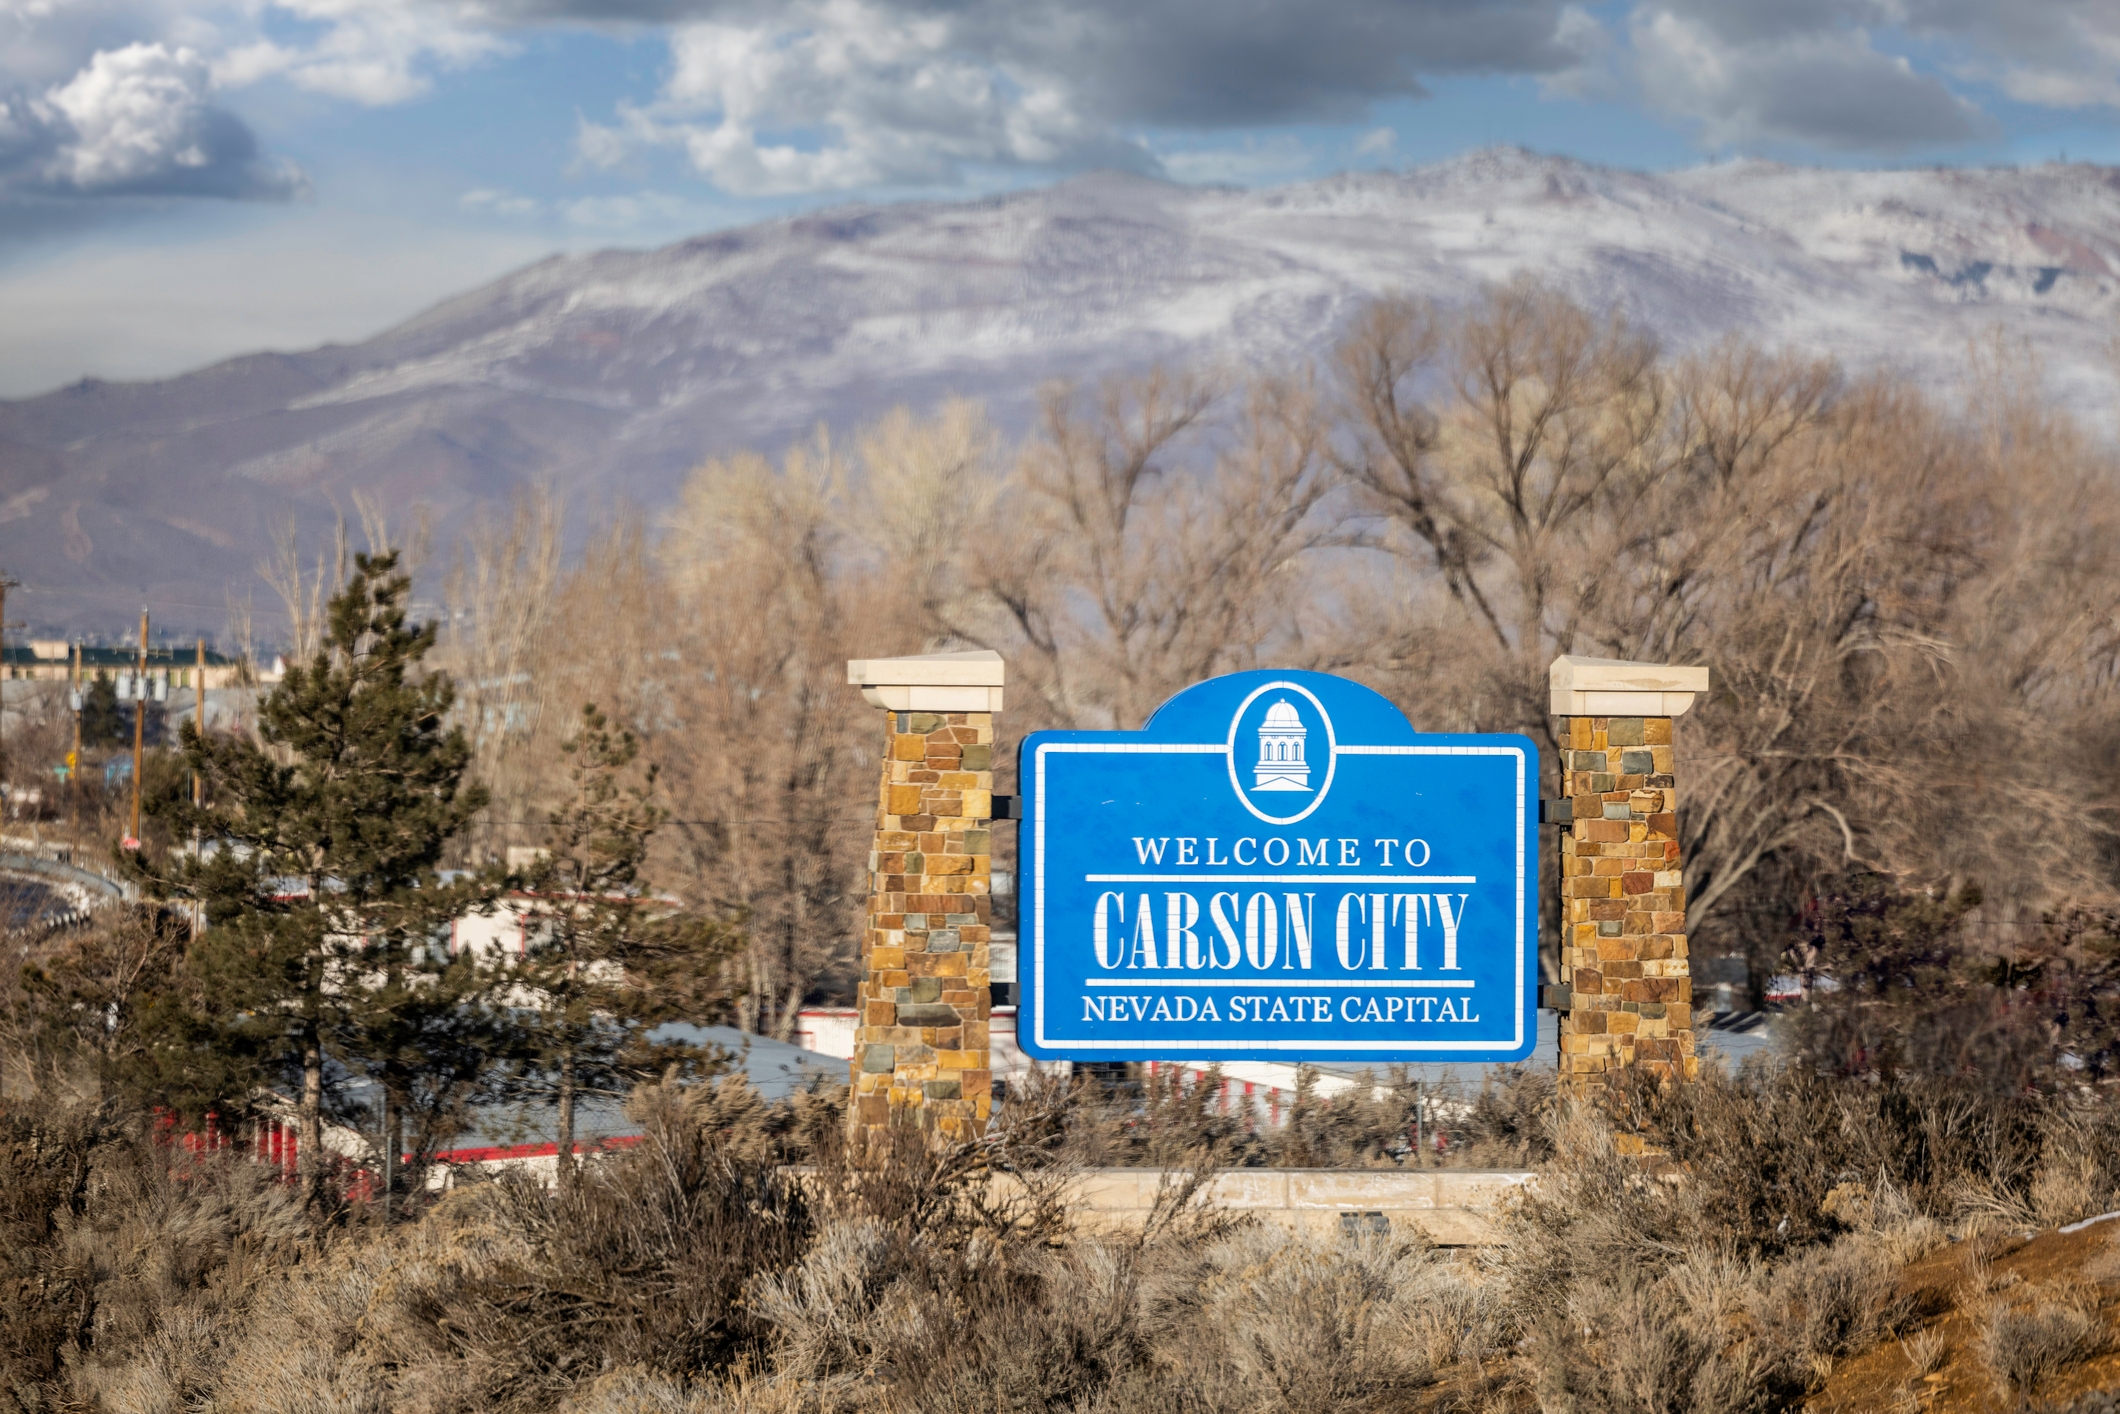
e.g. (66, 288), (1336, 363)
(10, 581), (284, 618)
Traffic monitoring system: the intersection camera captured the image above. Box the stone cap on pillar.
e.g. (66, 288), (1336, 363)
(1549, 655), (1709, 717)
(848, 649), (1005, 712)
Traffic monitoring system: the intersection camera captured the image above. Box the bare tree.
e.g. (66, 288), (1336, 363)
(1327, 282), (2120, 974)
(853, 399), (1005, 625)
(258, 513), (348, 665)
(1331, 279), (1666, 738)
(655, 438), (898, 1037)
(439, 489), (565, 854)
(946, 368), (1333, 731)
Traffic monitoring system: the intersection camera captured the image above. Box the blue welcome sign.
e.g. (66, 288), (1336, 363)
(1017, 671), (1538, 1063)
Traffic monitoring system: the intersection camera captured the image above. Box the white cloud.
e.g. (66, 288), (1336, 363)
(1617, 0), (2120, 149)
(2, 39), (305, 199)
(572, 110), (630, 171)
(446, 183), (744, 234)
(44, 43), (213, 186)
(558, 0), (2117, 173)
(568, 0), (1611, 195)
(10, 0), (512, 118)
(1629, 3), (1989, 150)
(580, 3), (1150, 197)
(1160, 136), (1314, 186)
(560, 190), (697, 227)
(1917, 1), (2120, 113)
(0, 0), (513, 220)
(202, 0), (510, 105)
(1539, 3), (1620, 100)
(4, 0), (2119, 228)
(1993, 67), (2119, 110)
(461, 185), (537, 215)
(1354, 127), (1395, 157)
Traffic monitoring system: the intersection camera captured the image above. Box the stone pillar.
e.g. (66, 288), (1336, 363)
(845, 651), (1006, 1140)
(1550, 656), (1711, 1092)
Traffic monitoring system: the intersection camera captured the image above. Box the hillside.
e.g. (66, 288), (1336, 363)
(4, 148), (2118, 638)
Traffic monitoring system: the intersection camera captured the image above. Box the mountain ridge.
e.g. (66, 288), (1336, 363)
(5, 148), (2117, 639)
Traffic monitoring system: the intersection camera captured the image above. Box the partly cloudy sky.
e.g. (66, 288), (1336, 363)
(3, 0), (2119, 394)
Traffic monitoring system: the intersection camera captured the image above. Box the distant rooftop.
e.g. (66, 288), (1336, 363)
(5, 642), (240, 668)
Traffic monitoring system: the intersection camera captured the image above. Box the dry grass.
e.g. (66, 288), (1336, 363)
(1901, 1327), (1948, 1376)
(18, 1066), (2120, 1413)
(1981, 1285), (2108, 1400)
(1760, 1237), (1916, 1372)
(23, 954), (2120, 1413)
(2040, 1393), (2120, 1414)
(1011, 1058), (1557, 1173)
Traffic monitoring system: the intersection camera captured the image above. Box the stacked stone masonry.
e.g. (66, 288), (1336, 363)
(851, 711), (995, 1139)
(1556, 715), (1697, 1089)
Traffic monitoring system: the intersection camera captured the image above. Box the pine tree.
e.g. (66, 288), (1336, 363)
(506, 704), (741, 1193)
(149, 552), (495, 1209)
(79, 675), (128, 747)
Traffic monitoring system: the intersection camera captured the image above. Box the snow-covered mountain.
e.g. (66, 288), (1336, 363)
(6, 148), (2118, 638)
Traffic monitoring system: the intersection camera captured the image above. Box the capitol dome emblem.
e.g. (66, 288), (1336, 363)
(1225, 682), (1336, 825)
(1253, 700), (1312, 792)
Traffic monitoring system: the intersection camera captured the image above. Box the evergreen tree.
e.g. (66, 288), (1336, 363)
(332, 911), (506, 1217)
(77, 674), (151, 750)
(148, 552), (496, 1209)
(8, 906), (195, 1100)
(507, 705), (741, 1193)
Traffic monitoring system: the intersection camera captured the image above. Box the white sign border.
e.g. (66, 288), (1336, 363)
(1030, 740), (1528, 1055)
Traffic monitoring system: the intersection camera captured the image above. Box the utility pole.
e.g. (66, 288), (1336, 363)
(193, 637), (206, 936)
(0, 571), (20, 815)
(71, 641), (82, 857)
(193, 638), (207, 777)
(128, 609), (147, 849)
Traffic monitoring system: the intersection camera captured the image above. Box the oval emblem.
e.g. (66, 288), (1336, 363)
(1225, 681), (1336, 825)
